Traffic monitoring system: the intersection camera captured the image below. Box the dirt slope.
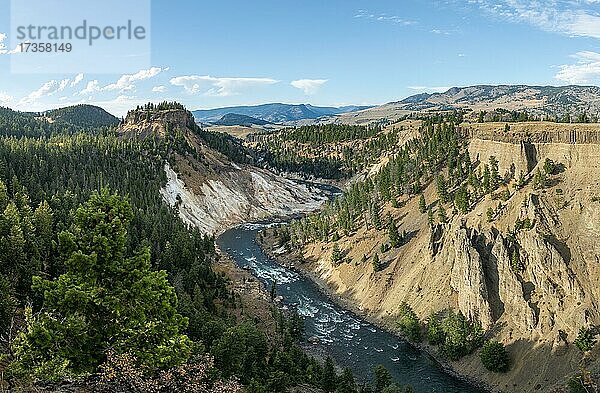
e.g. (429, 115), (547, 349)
(280, 122), (600, 392)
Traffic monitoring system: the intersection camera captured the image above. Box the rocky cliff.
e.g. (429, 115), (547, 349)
(277, 122), (600, 392)
(120, 107), (329, 235)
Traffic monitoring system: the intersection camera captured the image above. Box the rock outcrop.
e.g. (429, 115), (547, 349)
(121, 107), (329, 235)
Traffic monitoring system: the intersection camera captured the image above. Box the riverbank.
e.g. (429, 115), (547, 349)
(213, 245), (347, 388)
(256, 229), (496, 393)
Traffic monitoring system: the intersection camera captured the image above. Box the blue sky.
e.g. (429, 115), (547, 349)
(1, 0), (600, 116)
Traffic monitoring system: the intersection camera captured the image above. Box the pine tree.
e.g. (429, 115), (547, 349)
(331, 243), (343, 264)
(427, 207), (434, 225)
(486, 207), (495, 222)
(436, 175), (449, 203)
(454, 185), (470, 214)
(371, 200), (382, 230)
(418, 194), (427, 214)
(270, 280), (277, 300)
(11, 190), (192, 380)
(510, 250), (522, 272)
(438, 206), (448, 224)
(372, 253), (382, 272)
(489, 156), (500, 191)
(322, 356), (337, 392)
(533, 169), (547, 190)
(480, 341), (510, 372)
(483, 165), (491, 194)
(388, 217), (401, 248)
(373, 364), (392, 392)
(515, 171), (526, 190)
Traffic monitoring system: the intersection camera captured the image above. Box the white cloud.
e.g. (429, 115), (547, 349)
(466, 0), (600, 39)
(78, 80), (101, 96)
(0, 33), (25, 55)
(76, 67), (165, 96)
(408, 86), (451, 93)
(19, 80), (59, 106)
(70, 73), (84, 87)
(555, 51), (600, 83)
(103, 67), (165, 92)
(170, 75), (278, 96)
(0, 91), (13, 105)
(152, 85), (166, 93)
(291, 79), (329, 95)
(354, 10), (417, 26)
(57, 79), (70, 92)
(0, 33), (7, 53)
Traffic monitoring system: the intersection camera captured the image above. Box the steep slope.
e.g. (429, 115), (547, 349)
(119, 106), (329, 235)
(268, 120), (600, 392)
(193, 103), (373, 123)
(337, 85), (600, 124)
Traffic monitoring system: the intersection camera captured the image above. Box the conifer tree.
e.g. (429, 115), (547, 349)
(388, 217), (401, 248)
(372, 253), (382, 272)
(436, 175), (449, 203)
(454, 185), (470, 214)
(418, 194), (427, 214)
(12, 190), (192, 380)
(427, 207), (434, 226)
(331, 243), (343, 264)
(489, 156), (500, 191)
(438, 206), (448, 224)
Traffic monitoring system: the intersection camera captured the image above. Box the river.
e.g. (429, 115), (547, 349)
(217, 222), (486, 393)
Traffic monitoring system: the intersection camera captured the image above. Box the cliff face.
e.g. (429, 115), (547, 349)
(120, 108), (329, 235)
(119, 108), (196, 138)
(290, 124), (600, 392)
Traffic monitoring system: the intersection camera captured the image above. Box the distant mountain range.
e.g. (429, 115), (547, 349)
(213, 113), (272, 127)
(335, 85), (600, 124)
(192, 103), (373, 124)
(396, 85), (600, 115)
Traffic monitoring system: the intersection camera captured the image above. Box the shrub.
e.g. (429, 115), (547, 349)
(427, 314), (445, 346)
(543, 158), (556, 175)
(479, 341), (510, 372)
(397, 303), (421, 342)
(567, 376), (587, 393)
(440, 311), (484, 360)
(574, 327), (597, 352)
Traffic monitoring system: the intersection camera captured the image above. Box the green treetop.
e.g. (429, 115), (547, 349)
(11, 190), (191, 381)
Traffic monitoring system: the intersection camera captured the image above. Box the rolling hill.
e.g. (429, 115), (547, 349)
(336, 85), (600, 124)
(193, 103), (372, 123)
(43, 104), (120, 128)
